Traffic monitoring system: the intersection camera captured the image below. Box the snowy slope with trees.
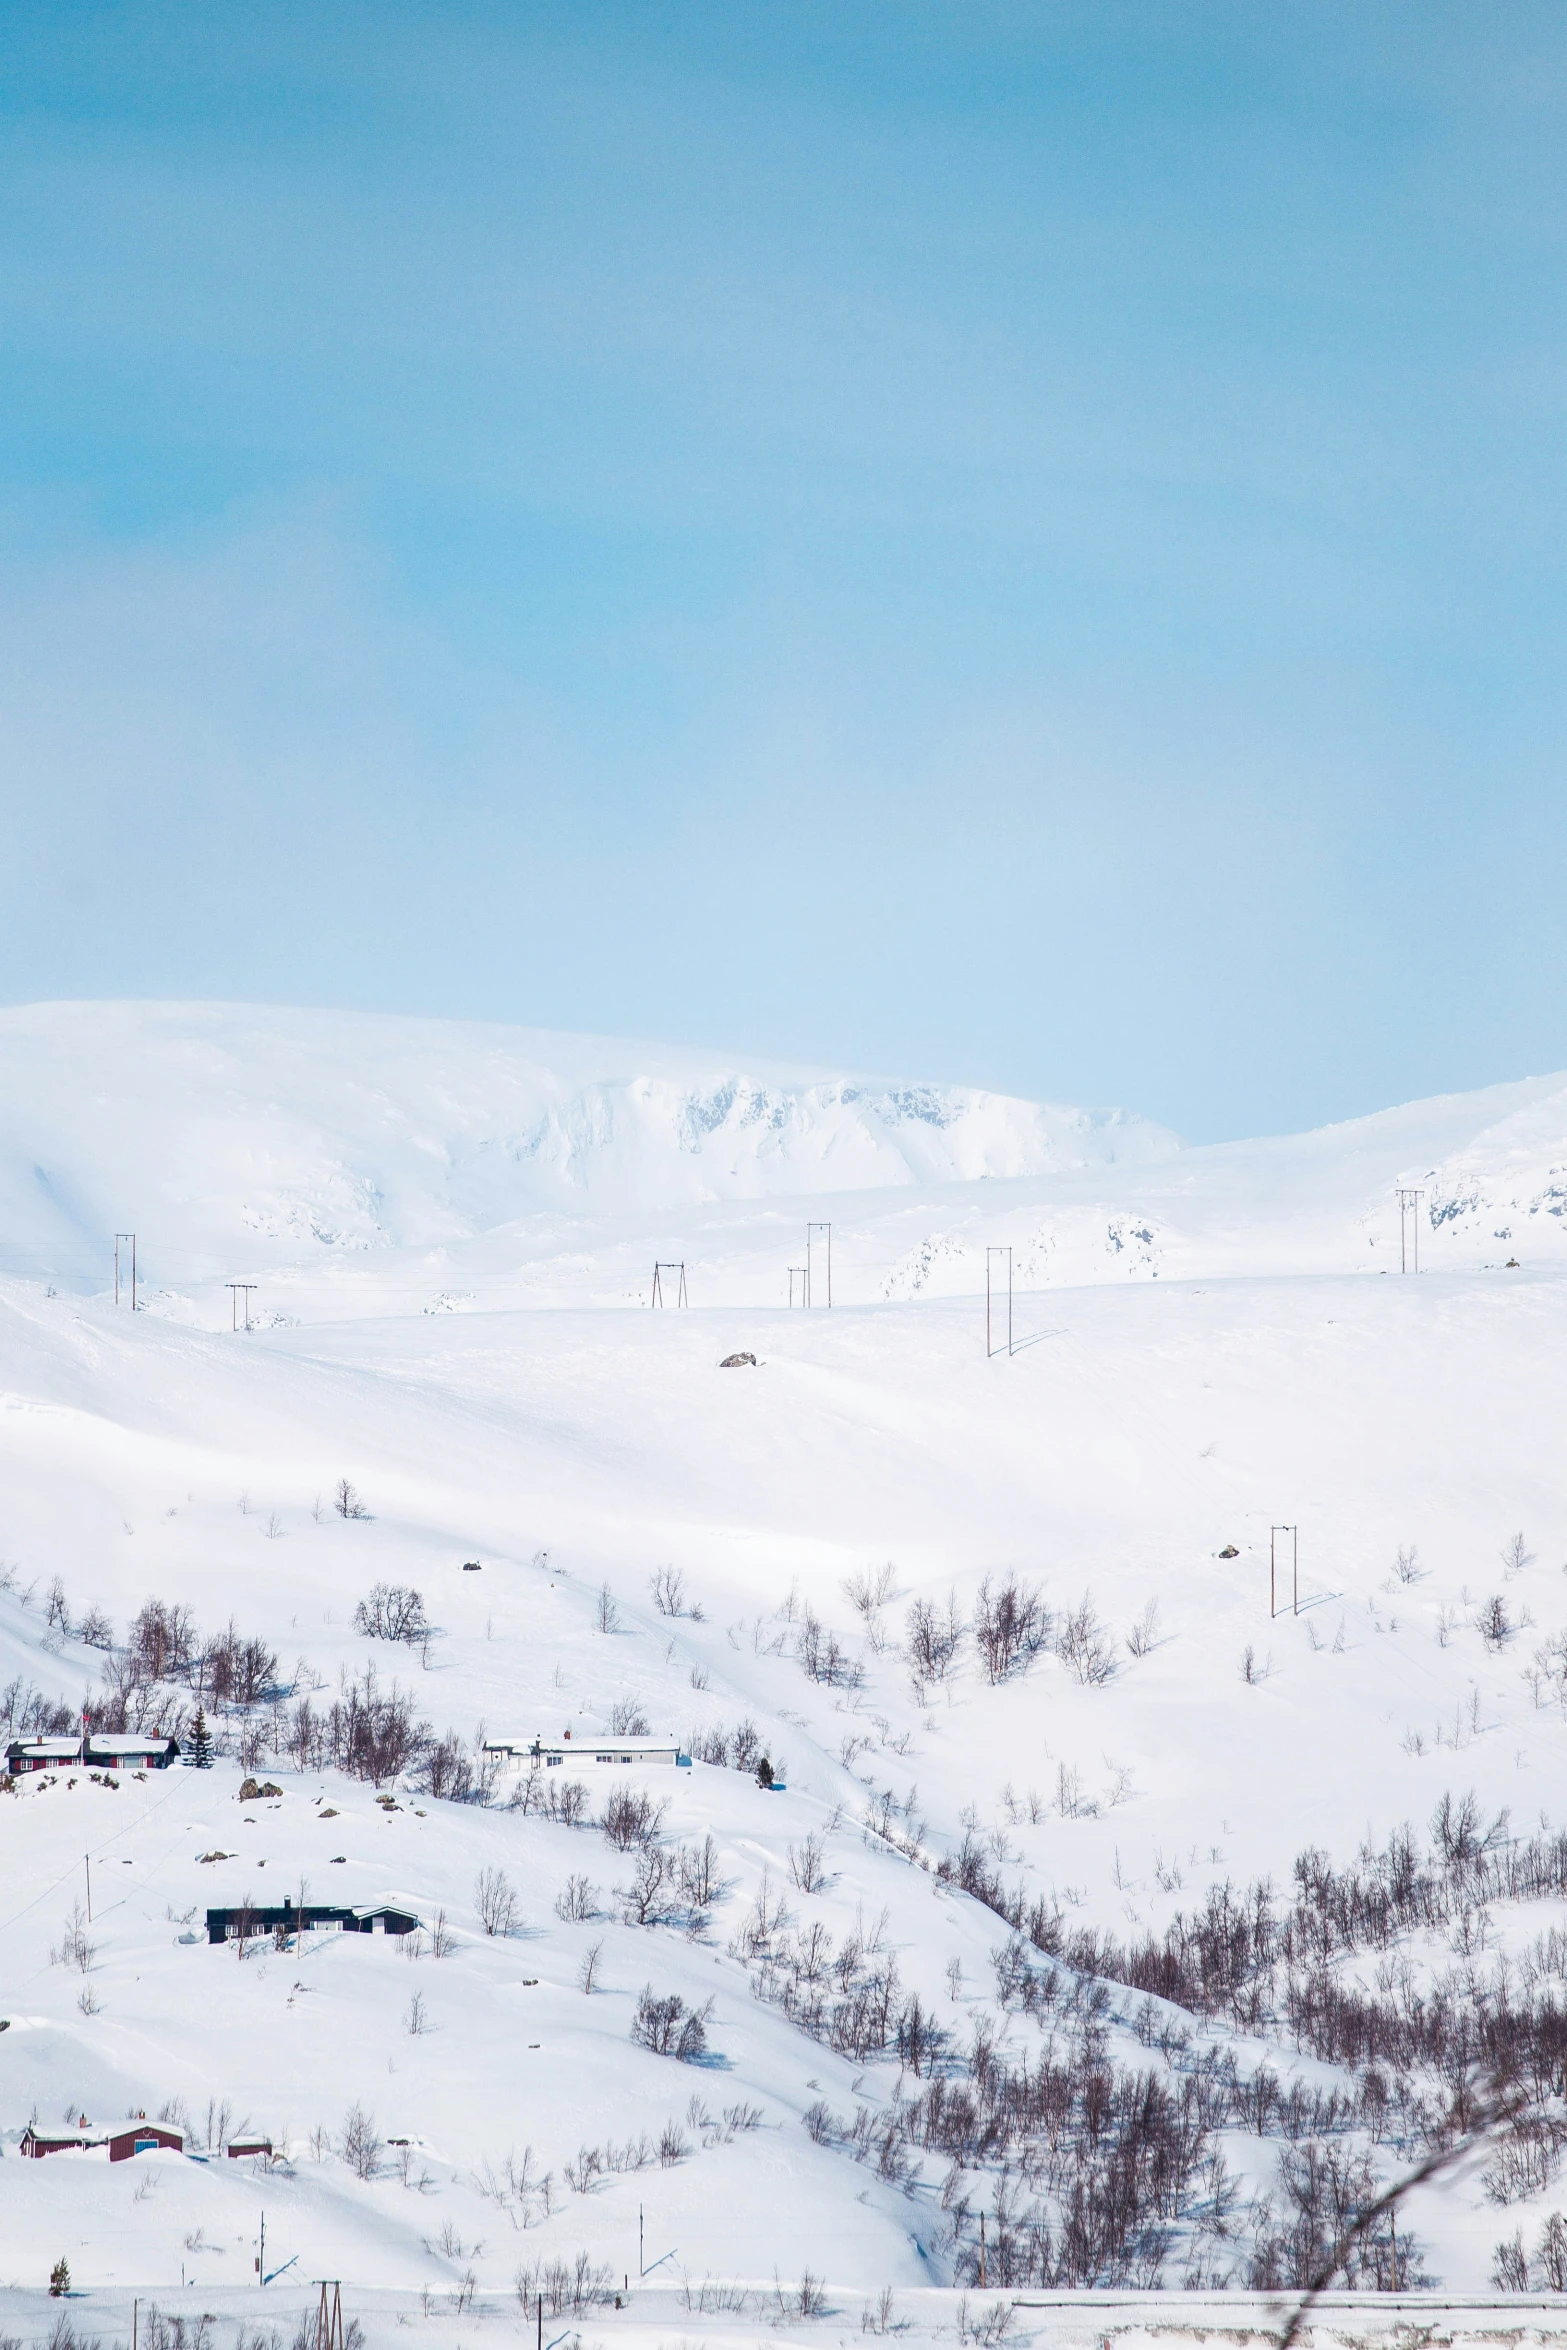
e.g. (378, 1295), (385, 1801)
(3, 1006), (1567, 2331)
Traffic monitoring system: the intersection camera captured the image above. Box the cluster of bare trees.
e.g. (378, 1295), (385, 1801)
(513, 2251), (617, 2316)
(1495, 2209), (1567, 2290)
(797, 1605), (863, 1688)
(280, 1666), (441, 1789)
(686, 1717), (764, 1773)
(30, 1597), (291, 1748)
(353, 1583), (429, 1644)
(913, 1786), (1567, 2282)
(903, 1576), (1118, 1691)
(631, 1984), (714, 2061)
(0, 1675), (76, 1739)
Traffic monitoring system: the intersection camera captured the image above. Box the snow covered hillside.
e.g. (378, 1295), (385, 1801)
(3, 1006), (1567, 2327)
(0, 1002), (1174, 1288)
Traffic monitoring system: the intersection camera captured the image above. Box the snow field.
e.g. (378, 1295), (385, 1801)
(4, 1013), (1567, 2318)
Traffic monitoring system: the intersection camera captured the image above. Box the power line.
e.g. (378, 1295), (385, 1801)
(226, 1282), (258, 1332)
(1396, 1188), (1424, 1275)
(806, 1221), (832, 1307)
(985, 1246), (1014, 1359)
(650, 1261), (687, 1308)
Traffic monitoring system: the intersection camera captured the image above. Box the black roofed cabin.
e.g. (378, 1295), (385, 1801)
(205, 1897), (420, 1945)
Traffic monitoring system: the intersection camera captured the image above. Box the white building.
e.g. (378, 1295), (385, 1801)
(483, 1734), (689, 1774)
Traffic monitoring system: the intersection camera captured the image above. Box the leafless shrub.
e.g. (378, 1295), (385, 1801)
(974, 1575), (1050, 1683)
(658, 2118), (688, 2165)
(1241, 1644), (1271, 1684)
(793, 2272), (828, 2319)
(677, 1833), (722, 1909)
(610, 1698), (650, 1735)
(1478, 1594), (1514, 1651)
(789, 1833), (828, 1893)
(1484, 2112), (1567, 2204)
(595, 1582), (620, 1634)
(1125, 1599), (1161, 1657)
(1539, 2209), (1567, 2291)
(514, 2252), (616, 2317)
(797, 1606), (863, 1688)
(555, 1873), (598, 1921)
(650, 1565), (686, 1616)
(621, 1845), (679, 1927)
(1393, 1544), (1422, 1584)
(578, 1940), (604, 1994)
(475, 1867), (518, 1936)
(1494, 2230), (1531, 2290)
(405, 1991), (429, 2035)
(53, 1900), (96, 1974)
(428, 1908), (453, 1958)
(905, 1593), (963, 1684)
(341, 2101), (379, 2179)
(688, 1717), (763, 1772)
(957, 2299), (1015, 2346)
(844, 1563), (897, 1649)
(424, 1729), (473, 1802)
(631, 1985), (714, 2060)
(200, 1619), (279, 1708)
(1502, 1531), (1535, 1577)
(354, 1584), (429, 1643)
(129, 1599), (197, 1685)
(334, 1479), (370, 1519)
(602, 1783), (667, 1849)
(1055, 1593), (1117, 1685)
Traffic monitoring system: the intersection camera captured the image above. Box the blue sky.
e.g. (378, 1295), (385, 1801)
(1, 1), (1564, 1139)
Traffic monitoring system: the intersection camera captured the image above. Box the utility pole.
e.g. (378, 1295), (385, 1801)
(986, 1247), (1013, 1359)
(114, 1233), (137, 1310)
(1396, 1187), (1424, 1275)
(806, 1221), (832, 1307)
(639, 2202), (645, 2279)
(313, 2283), (343, 2350)
(258, 2211), (265, 2287)
(84, 1853), (91, 1923)
(650, 1262), (686, 1308)
(980, 2210), (987, 2289)
(226, 1283), (257, 1332)
(788, 1266), (807, 1307)
(1270, 1525), (1298, 1619)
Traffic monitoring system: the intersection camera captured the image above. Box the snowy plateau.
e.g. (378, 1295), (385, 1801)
(3, 1003), (1567, 2350)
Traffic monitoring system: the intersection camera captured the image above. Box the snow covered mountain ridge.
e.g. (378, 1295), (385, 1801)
(0, 1001), (1177, 1280)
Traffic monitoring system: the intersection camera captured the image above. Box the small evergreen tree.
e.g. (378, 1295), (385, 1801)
(188, 1707), (213, 1769)
(49, 2257), (70, 2297)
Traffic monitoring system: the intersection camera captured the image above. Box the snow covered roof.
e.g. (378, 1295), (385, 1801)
(484, 1734), (687, 1765)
